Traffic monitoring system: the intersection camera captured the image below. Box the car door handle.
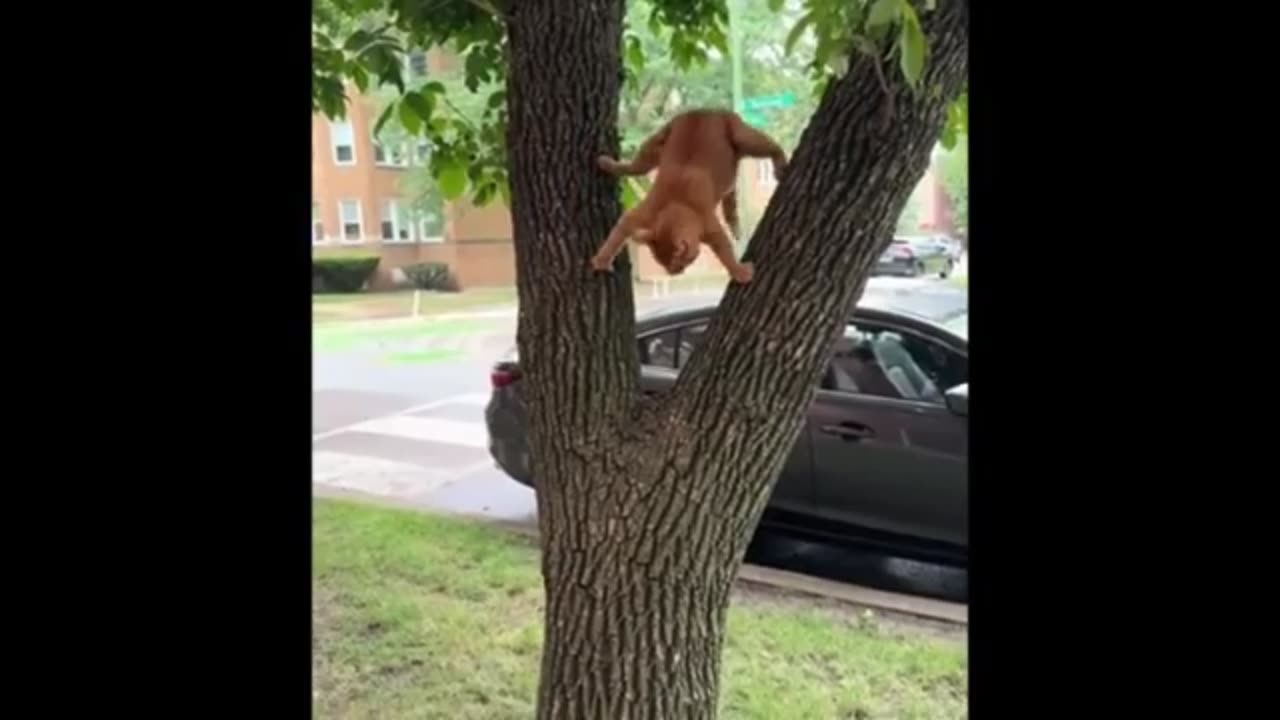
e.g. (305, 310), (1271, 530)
(820, 422), (876, 441)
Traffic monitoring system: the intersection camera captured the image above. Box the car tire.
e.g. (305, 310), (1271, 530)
(940, 261), (953, 279)
(914, 261), (926, 277)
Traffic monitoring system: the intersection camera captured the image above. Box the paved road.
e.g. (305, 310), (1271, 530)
(313, 274), (967, 601)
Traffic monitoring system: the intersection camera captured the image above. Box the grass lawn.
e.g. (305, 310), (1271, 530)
(313, 499), (967, 719)
(947, 275), (968, 289)
(313, 287), (518, 323)
(312, 318), (498, 353)
(313, 273), (731, 325)
(379, 348), (467, 365)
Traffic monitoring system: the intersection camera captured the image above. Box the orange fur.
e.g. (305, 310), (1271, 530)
(590, 109), (788, 283)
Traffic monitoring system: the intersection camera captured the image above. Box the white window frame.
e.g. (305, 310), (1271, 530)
(330, 120), (356, 166)
(380, 199), (416, 243)
(415, 208), (444, 244)
(418, 221), (444, 244)
(338, 199), (364, 244)
(312, 202), (326, 245)
(413, 141), (430, 167)
(374, 135), (409, 168)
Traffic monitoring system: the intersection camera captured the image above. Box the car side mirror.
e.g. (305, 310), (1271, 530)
(944, 383), (968, 417)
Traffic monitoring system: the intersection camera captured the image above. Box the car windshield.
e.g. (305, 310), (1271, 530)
(942, 312), (968, 339)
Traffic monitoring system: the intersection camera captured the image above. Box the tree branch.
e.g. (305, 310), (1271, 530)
(442, 94), (481, 134)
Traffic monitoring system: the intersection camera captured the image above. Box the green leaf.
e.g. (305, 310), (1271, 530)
(487, 90), (507, 110)
(785, 12), (816, 57)
(621, 178), (640, 210)
(343, 30), (373, 52)
(767, 0), (785, 11)
(706, 24), (729, 55)
(474, 182), (495, 207)
(373, 102), (396, 138)
(626, 35), (645, 74)
(867, 0), (901, 28)
(464, 49), (491, 92)
(939, 123), (957, 150)
(350, 64), (369, 93)
(398, 98), (422, 135)
(402, 90), (435, 126)
(422, 81), (446, 96)
(497, 180), (512, 208)
(438, 160), (468, 200)
(898, 10), (926, 87)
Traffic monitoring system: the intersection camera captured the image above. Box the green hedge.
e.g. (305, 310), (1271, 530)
(313, 255), (381, 293)
(402, 262), (459, 292)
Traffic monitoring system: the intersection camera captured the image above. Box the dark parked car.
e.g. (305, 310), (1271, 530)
(485, 295), (969, 566)
(873, 236), (955, 278)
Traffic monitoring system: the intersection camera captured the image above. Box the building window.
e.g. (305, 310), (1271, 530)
(330, 120), (356, 165)
(406, 52), (428, 79)
(414, 141), (430, 166)
(338, 199), (363, 242)
(312, 203), (324, 244)
(757, 159), (776, 186)
(380, 199), (415, 243)
(415, 205), (445, 244)
(374, 135), (408, 168)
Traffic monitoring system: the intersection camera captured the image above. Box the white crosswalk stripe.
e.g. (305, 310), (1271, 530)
(343, 415), (488, 448)
(313, 450), (454, 496)
(313, 392), (498, 501)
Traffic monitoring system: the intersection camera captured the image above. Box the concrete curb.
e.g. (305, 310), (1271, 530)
(313, 485), (967, 626)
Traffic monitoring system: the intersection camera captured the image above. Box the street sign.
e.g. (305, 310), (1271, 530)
(741, 109), (768, 128)
(742, 92), (796, 110)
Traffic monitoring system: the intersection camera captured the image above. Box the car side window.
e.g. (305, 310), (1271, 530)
(638, 323), (709, 369)
(825, 322), (966, 404)
(677, 323), (708, 366)
(639, 330), (678, 368)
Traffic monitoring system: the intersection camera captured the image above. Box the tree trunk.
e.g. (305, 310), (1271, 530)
(504, 1), (968, 718)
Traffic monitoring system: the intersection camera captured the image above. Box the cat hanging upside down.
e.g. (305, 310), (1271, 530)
(590, 108), (788, 284)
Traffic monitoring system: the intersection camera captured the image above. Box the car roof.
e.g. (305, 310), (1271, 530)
(636, 291), (967, 346)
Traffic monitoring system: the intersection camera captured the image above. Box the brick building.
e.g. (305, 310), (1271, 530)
(311, 51), (518, 290)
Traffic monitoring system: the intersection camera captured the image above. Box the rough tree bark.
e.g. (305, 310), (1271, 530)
(504, 1), (968, 718)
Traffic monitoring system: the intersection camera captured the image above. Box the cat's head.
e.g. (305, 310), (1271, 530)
(643, 203), (703, 275)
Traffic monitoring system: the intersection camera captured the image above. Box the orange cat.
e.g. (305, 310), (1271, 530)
(590, 109), (788, 283)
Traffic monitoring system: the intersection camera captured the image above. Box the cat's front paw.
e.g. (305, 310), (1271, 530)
(589, 254), (614, 273)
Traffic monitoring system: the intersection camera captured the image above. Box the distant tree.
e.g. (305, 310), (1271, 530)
(937, 134), (967, 235)
(895, 178), (927, 234)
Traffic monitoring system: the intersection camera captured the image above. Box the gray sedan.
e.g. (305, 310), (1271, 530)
(873, 236), (956, 278)
(486, 296), (969, 566)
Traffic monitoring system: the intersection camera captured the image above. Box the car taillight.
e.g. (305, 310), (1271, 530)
(491, 367), (523, 388)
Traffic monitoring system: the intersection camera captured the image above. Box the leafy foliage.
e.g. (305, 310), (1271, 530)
(313, 255), (382, 293)
(311, 0), (966, 209)
(402, 262), (459, 291)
